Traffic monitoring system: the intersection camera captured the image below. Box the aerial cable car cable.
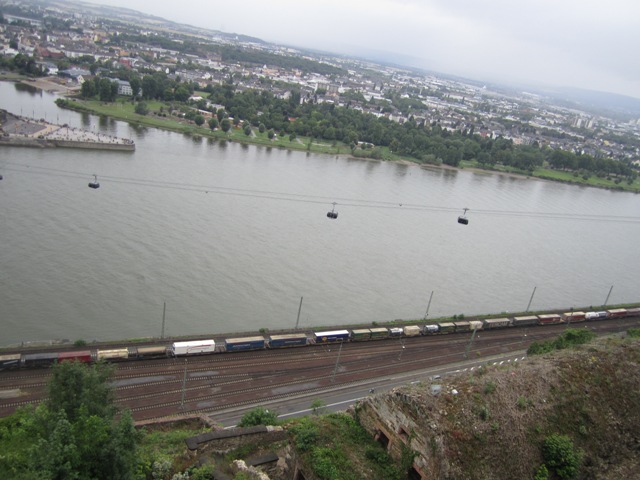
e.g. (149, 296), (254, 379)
(3, 163), (640, 224)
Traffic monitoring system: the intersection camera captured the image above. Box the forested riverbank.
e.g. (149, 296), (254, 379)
(51, 84), (640, 193)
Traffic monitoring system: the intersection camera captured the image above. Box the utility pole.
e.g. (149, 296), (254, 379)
(331, 341), (344, 383)
(180, 359), (187, 411)
(463, 327), (479, 359)
(604, 285), (613, 306)
(295, 296), (303, 330)
(526, 286), (537, 312)
(161, 301), (166, 339)
(423, 291), (434, 320)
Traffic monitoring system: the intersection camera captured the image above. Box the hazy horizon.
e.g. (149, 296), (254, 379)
(77, 0), (640, 101)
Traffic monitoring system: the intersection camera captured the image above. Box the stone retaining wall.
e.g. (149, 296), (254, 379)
(185, 425), (288, 454)
(0, 137), (134, 151)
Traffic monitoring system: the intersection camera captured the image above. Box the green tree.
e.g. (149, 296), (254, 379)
(1, 361), (139, 479)
(47, 361), (116, 422)
(128, 76), (141, 98)
(194, 114), (205, 126)
(208, 117), (218, 130)
(243, 124), (252, 136)
(542, 434), (583, 479)
(310, 399), (326, 416)
(99, 78), (117, 102)
(220, 118), (231, 133)
(238, 407), (279, 427)
(174, 85), (190, 102)
(135, 101), (149, 116)
(80, 79), (96, 99)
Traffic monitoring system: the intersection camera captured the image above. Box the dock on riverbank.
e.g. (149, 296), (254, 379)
(0, 109), (135, 151)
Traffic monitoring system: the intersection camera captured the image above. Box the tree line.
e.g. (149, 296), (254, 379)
(74, 68), (638, 181)
(204, 83), (637, 180)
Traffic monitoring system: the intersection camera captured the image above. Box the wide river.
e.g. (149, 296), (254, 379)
(1, 81), (639, 346)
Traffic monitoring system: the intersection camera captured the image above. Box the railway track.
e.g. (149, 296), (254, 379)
(1, 319), (637, 421)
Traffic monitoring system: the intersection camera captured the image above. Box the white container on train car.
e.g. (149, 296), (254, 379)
(403, 325), (421, 337)
(585, 311), (608, 321)
(423, 324), (439, 334)
(389, 327), (404, 337)
(171, 339), (216, 356)
(469, 320), (483, 331)
(483, 318), (511, 329)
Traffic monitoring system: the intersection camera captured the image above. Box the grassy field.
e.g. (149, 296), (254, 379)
(56, 97), (355, 156)
(459, 160), (640, 192)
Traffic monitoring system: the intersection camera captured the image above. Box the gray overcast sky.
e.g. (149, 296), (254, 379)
(85, 0), (640, 99)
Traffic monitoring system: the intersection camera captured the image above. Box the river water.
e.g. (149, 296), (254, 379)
(1, 81), (639, 346)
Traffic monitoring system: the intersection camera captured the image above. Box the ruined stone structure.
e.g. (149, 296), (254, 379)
(356, 386), (450, 480)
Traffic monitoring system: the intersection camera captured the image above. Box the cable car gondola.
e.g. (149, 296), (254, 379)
(327, 202), (338, 219)
(458, 207), (469, 225)
(88, 175), (100, 189)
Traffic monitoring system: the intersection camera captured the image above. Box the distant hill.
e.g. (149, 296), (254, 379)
(533, 86), (640, 119)
(20, 0), (640, 119)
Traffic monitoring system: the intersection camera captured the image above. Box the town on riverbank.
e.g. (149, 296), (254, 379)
(1, 0), (639, 192)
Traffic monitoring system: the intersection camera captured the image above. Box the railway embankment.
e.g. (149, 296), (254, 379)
(0, 109), (134, 151)
(355, 334), (640, 480)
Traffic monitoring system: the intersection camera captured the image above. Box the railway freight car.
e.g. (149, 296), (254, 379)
(607, 308), (628, 318)
(268, 333), (308, 348)
(389, 327), (404, 337)
(97, 348), (129, 361)
(134, 345), (169, 359)
(626, 307), (640, 317)
(585, 311), (608, 321)
(512, 315), (539, 326)
(403, 326), (421, 337)
(483, 318), (510, 329)
(58, 350), (92, 363)
(469, 320), (483, 331)
(351, 329), (373, 341)
(562, 311), (586, 323)
(370, 327), (390, 339)
(171, 340), (216, 356)
(313, 330), (350, 343)
(22, 352), (58, 368)
(453, 321), (471, 333)
(423, 324), (440, 335)
(0, 353), (21, 370)
(437, 322), (456, 334)
(537, 314), (563, 325)
(224, 336), (266, 352)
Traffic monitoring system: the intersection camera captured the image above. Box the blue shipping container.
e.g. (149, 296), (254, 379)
(313, 330), (350, 343)
(269, 334), (308, 348)
(225, 336), (266, 351)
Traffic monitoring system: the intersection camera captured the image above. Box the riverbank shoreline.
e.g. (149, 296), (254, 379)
(2, 75), (638, 192)
(2, 302), (638, 351)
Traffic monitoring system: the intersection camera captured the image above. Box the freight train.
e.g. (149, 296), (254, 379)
(1, 307), (638, 370)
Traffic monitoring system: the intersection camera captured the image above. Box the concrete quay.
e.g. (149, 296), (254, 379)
(0, 110), (135, 151)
